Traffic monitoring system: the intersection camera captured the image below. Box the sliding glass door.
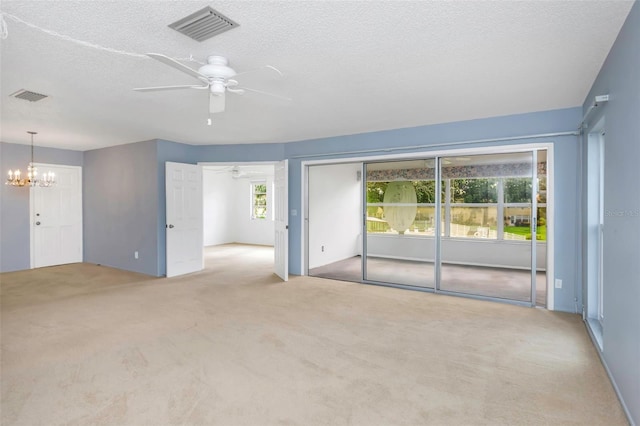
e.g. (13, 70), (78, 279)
(438, 152), (540, 303)
(359, 150), (546, 306)
(364, 159), (437, 287)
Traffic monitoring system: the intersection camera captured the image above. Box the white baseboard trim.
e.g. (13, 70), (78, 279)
(584, 320), (636, 426)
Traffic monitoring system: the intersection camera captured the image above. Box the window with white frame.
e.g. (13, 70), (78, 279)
(366, 162), (547, 241)
(251, 181), (268, 219)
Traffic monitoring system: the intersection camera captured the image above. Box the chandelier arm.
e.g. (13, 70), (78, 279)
(5, 131), (55, 187)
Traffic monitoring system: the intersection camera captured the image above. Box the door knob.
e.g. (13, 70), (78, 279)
(35, 221), (41, 225)
(168, 224), (174, 228)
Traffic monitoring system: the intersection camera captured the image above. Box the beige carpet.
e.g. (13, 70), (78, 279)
(1, 244), (627, 425)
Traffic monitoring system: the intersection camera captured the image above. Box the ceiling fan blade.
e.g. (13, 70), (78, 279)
(147, 53), (208, 82)
(133, 84), (208, 92)
(209, 92), (226, 114)
(235, 86), (292, 102)
(234, 65), (284, 79)
(207, 166), (236, 174)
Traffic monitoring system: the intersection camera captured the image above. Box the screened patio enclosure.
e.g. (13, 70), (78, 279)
(308, 149), (548, 307)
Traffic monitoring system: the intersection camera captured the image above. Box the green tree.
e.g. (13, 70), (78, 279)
(413, 180), (437, 203)
(504, 178), (532, 203)
(366, 182), (387, 203)
(367, 180), (438, 204)
(450, 178), (498, 203)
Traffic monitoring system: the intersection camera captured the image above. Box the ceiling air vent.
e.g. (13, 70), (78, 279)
(168, 6), (239, 42)
(10, 89), (48, 102)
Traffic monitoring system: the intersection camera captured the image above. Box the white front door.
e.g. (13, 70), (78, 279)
(166, 162), (203, 278)
(274, 160), (288, 281)
(31, 164), (83, 268)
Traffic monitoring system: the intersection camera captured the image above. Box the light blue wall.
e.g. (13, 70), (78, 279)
(198, 142), (284, 162)
(581, 1), (640, 422)
(0, 142), (83, 272)
(284, 107), (582, 312)
(83, 140), (159, 276)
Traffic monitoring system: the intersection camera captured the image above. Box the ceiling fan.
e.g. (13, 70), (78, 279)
(133, 53), (289, 115)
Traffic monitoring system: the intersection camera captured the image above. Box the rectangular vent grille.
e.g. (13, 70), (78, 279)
(168, 6), (239, 42)
(10, 89), (48, 102)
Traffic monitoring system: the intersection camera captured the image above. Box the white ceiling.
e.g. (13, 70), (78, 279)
(0, 1), (634, 151)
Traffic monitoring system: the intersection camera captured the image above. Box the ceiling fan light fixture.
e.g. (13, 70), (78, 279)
(210, 81), (226, 94)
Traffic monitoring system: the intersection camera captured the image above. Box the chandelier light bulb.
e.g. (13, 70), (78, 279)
(5, 132), (56, 187)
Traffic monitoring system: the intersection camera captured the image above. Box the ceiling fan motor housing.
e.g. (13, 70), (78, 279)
(198, 56), (236, 95)
(199, 56), (236, 79)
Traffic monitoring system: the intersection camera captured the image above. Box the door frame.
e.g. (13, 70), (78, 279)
(584, 117), (606, 348)
(29, 163), (83, 269)
(302, 142), (555, 310)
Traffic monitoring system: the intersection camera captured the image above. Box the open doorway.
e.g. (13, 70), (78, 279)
(202, 163), (276, 258)
(307, 162), (362, 282)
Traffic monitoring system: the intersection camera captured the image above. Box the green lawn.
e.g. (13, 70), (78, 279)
(504, 225), (546, 241)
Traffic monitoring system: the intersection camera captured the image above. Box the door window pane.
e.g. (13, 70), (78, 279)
(450, 178), (498, 203)
(440, 152), (535, 303)
(449, 206), (497, 238)
(365, 159), (436, 287)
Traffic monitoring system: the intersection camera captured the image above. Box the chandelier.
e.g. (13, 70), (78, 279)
(6, 131), (55, 187)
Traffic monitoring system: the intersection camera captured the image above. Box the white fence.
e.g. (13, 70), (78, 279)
(371, 219), (529, 241)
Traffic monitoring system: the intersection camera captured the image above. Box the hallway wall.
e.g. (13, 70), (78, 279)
(203, 169), (235, 246)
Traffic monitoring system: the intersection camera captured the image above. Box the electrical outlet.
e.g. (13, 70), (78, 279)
(321, 246), (324, 252)
(555, 279), (562, 289)
(134, 251), (139, 259)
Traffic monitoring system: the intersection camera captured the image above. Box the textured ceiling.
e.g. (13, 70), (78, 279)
(0, 1), (634, 150)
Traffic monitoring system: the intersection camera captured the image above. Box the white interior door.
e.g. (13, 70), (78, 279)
(31, 164), (82, 268)
(166, 162), (203, 278)
(274, 160), (288, 281)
